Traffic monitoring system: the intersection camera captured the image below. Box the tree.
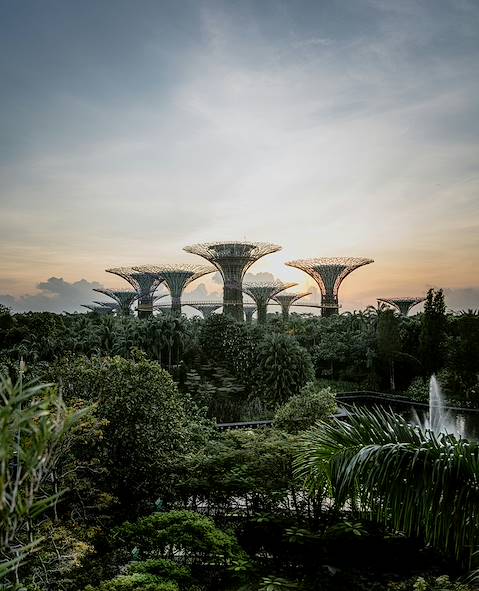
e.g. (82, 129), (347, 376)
(420, 288), (447, 375)
(273, 383), (337, 434)
(252, 334), (314, 407)
(447, 311), (479, 402)
(48, 356), (195, 513)
(295, 406), (479, 567)
(376, 308), (401, 391)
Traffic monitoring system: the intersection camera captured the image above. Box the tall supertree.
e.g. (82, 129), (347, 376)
(93, 289), (138, 316)
(134, 264), (215, 315)
(106, 267), (164, 318)
(286, 257), (374, 317)
(274, 291), (312, 322)
(377, 296), (426, 316)
(183, 242), (281, 321)
(186, 302), (223, 319)
(242, 280), (296, 324)
(243, 303), (257, 323)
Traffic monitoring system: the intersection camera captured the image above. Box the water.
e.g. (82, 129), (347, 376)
(412, 375), (458, 436)
(339, 379), (479, 439)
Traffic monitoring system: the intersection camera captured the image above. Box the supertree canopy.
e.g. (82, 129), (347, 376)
(243, 280), (296, 324)
(94, 301), (119, 312)
(377, 296), (425, 316)
(81, 304), (112, 315)
(183, 241), (281, 321)
(106, 267), (164, 318)
(93, 289), (138, 316)
(286, 257), (373, 317)
(274, 291), (312, 322)
(185, 302), (223, 319)
(134, 264), (215, 315)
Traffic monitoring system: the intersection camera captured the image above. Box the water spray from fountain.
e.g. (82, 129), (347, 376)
(413, 375), (459, 436)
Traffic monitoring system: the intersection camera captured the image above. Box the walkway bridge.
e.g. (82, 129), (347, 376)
(216, 392), (479, 431)
(156, 300), (328, 310)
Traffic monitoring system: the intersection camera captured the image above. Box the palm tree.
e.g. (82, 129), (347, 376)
(294, 406), (479, 567)
(96, 315), (117, 354)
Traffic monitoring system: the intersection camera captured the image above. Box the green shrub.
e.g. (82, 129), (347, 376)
(258, 575), (299, 590)
(273, 383), (337, 433)
(84, 573), (179, 591)
(128, 560), (191, 586)
(389, 575), (473, 591)
(113, 510), (241, 566)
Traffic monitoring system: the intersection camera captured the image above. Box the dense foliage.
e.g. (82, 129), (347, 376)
(1, 289), (479, 590)
(273, 383), (337, 433)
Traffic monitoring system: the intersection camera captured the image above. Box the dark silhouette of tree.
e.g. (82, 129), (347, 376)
(420, 288), (447, 375)
(376, 308), (401, 391)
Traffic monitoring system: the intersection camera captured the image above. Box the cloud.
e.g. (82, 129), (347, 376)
(443, 287), (479, 312)
(184, 281), (222, 301)
(244, 272), (276, 283)
(0, 277), (105, 313)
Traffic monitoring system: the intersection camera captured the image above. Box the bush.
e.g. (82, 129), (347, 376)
(85, 573), (179, 591)
(174, 429), (301, 519)
(273, 383), (337, 433)
(128, 560), (191, 587)
(389, 574), (473, 591)
(252, 334), (314, 408)
(113, 510), (242, 566)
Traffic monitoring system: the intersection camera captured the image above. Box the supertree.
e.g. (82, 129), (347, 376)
(377, 296), (426, 316)
(242, 280), (296, 324)
(106, 267), (164, 318)
(274, 291), (312, 322)
(81, 304), (112, 315)
(92, 289), (138, 316)
(134, 264), (215, 315)
(183, 241), (281, 321)
(94, 301), (120, 313)
(286, 257), (374, 317)
(185, 302), (223, 319)
(243, 303), (257, 324)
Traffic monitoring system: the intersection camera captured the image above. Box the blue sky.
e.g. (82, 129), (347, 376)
(1, 0), (478, 312)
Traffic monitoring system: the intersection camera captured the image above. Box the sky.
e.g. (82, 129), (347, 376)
(0, 0), (478, 313)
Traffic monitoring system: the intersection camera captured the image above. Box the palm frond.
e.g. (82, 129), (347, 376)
(294, 405), (479, 566)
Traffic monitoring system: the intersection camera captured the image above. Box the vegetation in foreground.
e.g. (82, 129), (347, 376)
(0, 288), (479, 590)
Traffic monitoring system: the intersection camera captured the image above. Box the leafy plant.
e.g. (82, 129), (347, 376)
(324, 520), (367, 538)
(128, 559), (191, 587)
(0, 374), (88, 580)
(258, 575), (299, 590)
(273, 382), (337, 433)
(112, 510), (242, 566)
(84, 573), (179, 591)
(389, 574), (474, 591)
(295, 405), (479, 567)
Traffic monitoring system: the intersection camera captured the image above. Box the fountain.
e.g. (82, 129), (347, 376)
(413, 375), (458, 436)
